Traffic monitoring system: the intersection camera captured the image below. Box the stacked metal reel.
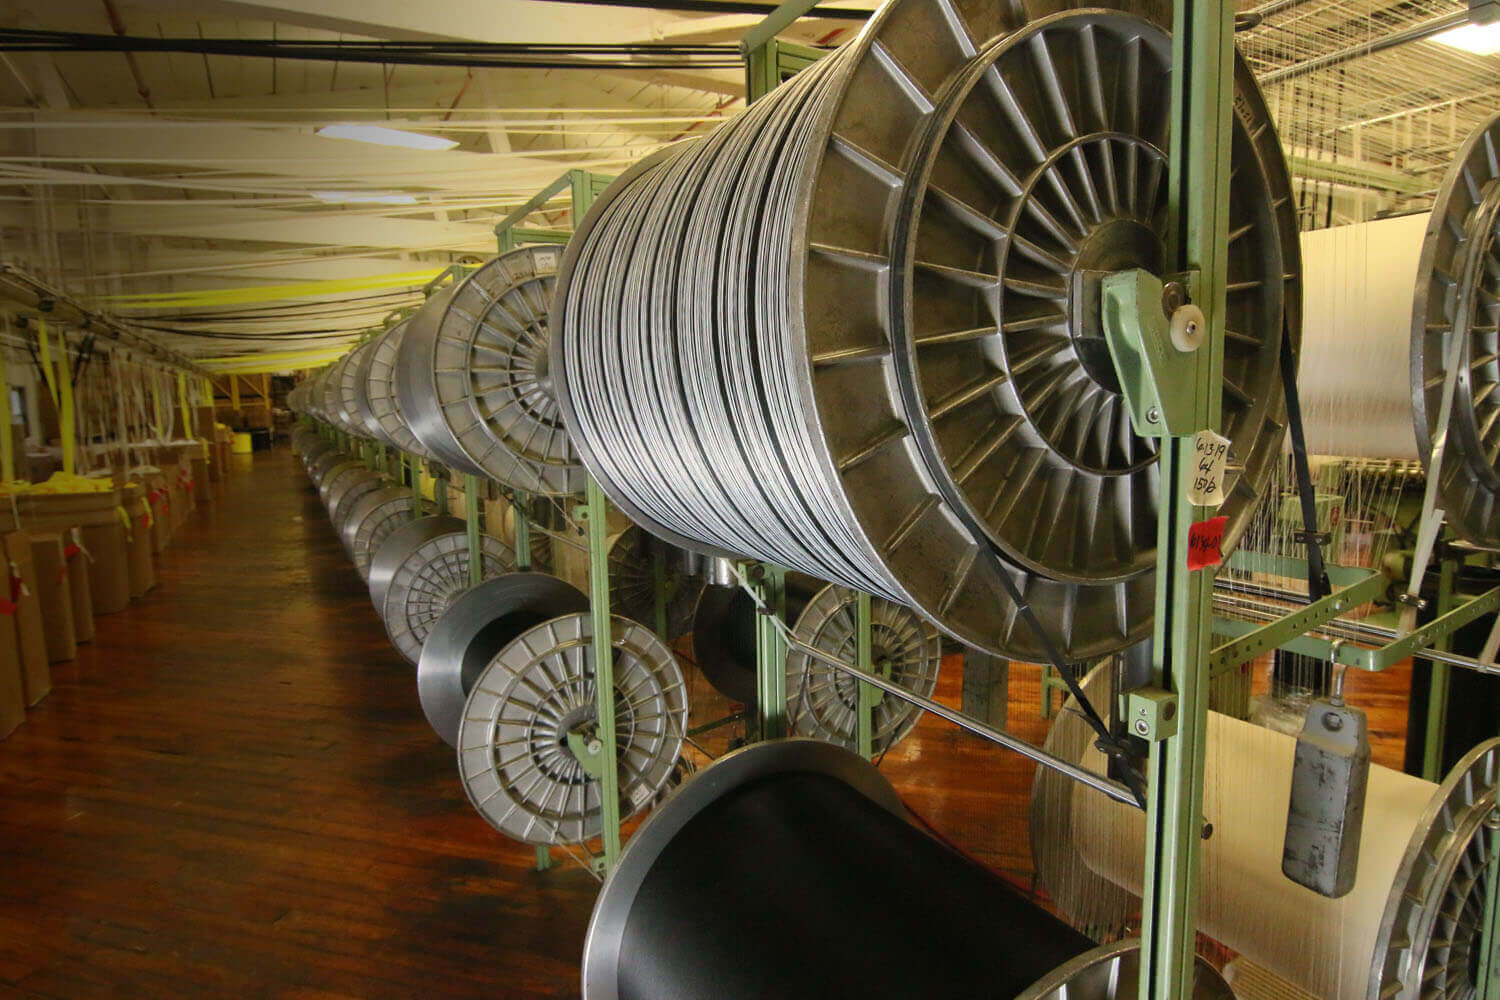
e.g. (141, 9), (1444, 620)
(288, 444), (691, 851)
(691, 573), (941, 755)
(553, 0), (1300, 661)
(396, 246), (585, 495)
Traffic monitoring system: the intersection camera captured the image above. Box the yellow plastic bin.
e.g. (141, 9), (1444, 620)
(232, 432), (253, 455)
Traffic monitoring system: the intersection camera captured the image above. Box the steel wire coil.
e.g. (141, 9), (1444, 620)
(554, 0), (1297, 659)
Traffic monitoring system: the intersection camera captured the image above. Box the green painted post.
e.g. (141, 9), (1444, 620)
(408, 454), (422, 520)
(751, 563), (788, 740)
(856, 589), (874, 759)
(584, 477), (621, 870)
(1422, 555), (1458, 780)
(1137, 0), (1233, 996)
(464, 474), (482, 589)
(513, 490), (532, 571)
(435, 468), (450, 516)
(1477, 812), (1500, 999)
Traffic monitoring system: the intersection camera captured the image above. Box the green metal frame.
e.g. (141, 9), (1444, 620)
(494, 169), (616, 254)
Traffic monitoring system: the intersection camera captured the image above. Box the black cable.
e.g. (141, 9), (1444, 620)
(548, 0), (867, 18)
(0, 28), (746, 69)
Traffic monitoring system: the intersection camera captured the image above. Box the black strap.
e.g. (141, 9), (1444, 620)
(1278, 328), (1332, 601)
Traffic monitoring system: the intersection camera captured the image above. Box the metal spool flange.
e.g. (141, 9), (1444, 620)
(320, 360), (352, 433)
(407, 247), (585, 495)
(338, 340), (380, 441)
(607, 525), (705, 640)
(300, 439), (337, 472)
(457, 611), (687, 845)
(367, 514), (465, 611)
(691, 575), (818, 705)
(889, 10), (1289, 591)
(552, 0), (1297, 661)
(1368, 738), (1500, 998)
(380, 530), (517, 664)
(395, 286), (484, 475)
(417, 572), (588, 746)
(327, 471), (385, 537)
(307, 450), (348, 487)
(318, 461), (366, 507)
(786, 583), (941, 754)
(580, 738), (1230, 1000)
(343, 487), (424, 575)
(1412, 113), (1500, 545)
(365, 321), (428, 459)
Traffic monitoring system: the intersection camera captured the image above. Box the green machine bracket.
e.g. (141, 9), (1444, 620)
(855, 589), (874, 759)
(494, 169), (615, 255)
(511, 489), (532, 572)
(1478, 811), (1500, 999)
(581, 478), (621, 872)
(743, 562), (789, 740)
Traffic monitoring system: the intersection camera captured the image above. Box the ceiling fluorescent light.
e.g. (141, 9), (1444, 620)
(1432, 21), (1500, 55)
(312, 190), (419, 205)
(316, 124), (458, 151)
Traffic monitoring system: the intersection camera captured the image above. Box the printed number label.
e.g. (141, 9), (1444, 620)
(1188, 429), (1231, 508)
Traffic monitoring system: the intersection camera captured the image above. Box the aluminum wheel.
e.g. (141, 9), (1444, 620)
(381, 530), (517, 664)
(787, 583), (941, 754)
(457, 612), (687, 845)
(417, 572), (587, 746)
(406, 248), (584, 494)
(608, 525), (704, 640)
(365, 321), (427, 458)
(1412, 112), (1500, 545)
(343, 487), (425, 576)
(367, 514), (465, 611)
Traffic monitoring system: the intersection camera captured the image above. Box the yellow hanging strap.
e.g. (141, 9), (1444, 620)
(177, 371), (191, 440)
(0, 344), (13, 486)
(36, 318), (59, 411)
(56, 330), (75, 476)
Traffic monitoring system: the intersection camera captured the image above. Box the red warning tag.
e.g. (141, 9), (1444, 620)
(0, 598), (18, 616)
(63, 543), (81, 560)
(1187, 515), (1228, 571)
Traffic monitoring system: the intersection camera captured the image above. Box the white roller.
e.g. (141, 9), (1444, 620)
(1034, 666), (1500, 1000)
(1298, 213), (1427, 460)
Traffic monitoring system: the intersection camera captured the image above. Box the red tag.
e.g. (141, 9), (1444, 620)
(1187, 515), (1227, 571)
(0, 598), (17, 616)
(139, 515), (151, 528)
(9, 570), (20, 604)
(63, 543), (80, 560)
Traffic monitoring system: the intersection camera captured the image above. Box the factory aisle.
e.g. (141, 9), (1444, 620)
(0, 449), (596, 1000)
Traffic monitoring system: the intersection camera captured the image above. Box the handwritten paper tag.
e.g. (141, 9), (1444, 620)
(1187, 515), (1228, 571)
(1188, 429), (1231, 508)
(534, 249), (560, 273)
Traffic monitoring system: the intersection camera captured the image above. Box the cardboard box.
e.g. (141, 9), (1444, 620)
(66, 534), (94, 644)
(5, 532), (50, 703)
(28, 533), (75, 664)
(0, 606), (24, 740)
(81, 521), (131, 615)
(126, 497), (155, 598)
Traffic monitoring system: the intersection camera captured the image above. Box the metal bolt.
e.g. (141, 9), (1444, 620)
(1485, 809), (1500, 831)
(1146, 406), (1160, 424)
(1162, 281), (1188, 316)
(1322, 711), (1344, 731)
(587, 738), (603, 755)
(1202, 822), (1214, 840)
(1134, 719), (1150, 737)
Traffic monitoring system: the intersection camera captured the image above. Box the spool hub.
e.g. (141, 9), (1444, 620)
(457, 612), (687, 844)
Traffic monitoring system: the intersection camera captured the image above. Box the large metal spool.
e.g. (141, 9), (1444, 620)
(364, 321), (428, 459)
(786, 582), (942, 754)
(607, 524), (704, 640)
(367, 514), (465, 613)
(318, 461), (366, 508)
(690, 575), (940, 753)
(417, 572), (588, 746)
(553, 0), (1297, 660)
(1031, 664), (1500, 1000)
(326, 469), (384, 530)
(395, 247), (584, 494)
(307, 449), (347, 488)
(342, 487), (425, 577)
(581, 738), (1232, 1000)
(457, 611), (687, 845)
(380, 530), (516, 664)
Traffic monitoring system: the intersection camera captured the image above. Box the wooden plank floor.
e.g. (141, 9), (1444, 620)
(0, 447), (1418, 998)
(0, 450), (599, 1000)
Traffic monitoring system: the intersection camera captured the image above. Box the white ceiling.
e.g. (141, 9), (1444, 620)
(0, 0), (1495, 364)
